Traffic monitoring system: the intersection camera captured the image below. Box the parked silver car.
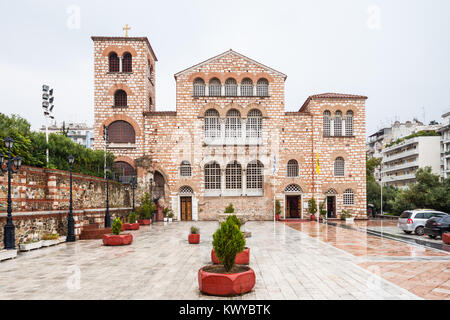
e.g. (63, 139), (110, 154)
(398, 209), (448, 236)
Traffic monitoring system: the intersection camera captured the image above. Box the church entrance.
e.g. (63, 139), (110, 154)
(326, 195), (336, 218)
(286, 195), (301, 218)
(180, 196), (192, 221)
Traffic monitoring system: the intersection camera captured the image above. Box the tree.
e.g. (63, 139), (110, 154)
(212, 219), (245, 272)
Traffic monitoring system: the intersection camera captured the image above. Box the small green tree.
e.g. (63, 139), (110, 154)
(112, 217), (122, 235)
(308, 198), (317, 215)
(275, 199), (281, 216)
(224, 203), (235, 213)
(163, 207), (169, 217)
(137, 193), (156, 219)
(190, 226), (199, 234)
(225, 214), (242, 229)
(212, 220), (245, 272)
(319, 201), (327, 218)
(128, 211), (136, 223)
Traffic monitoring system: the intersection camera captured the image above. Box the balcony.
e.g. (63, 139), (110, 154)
(382, 148), (418, 163)
(384, 137), (419, 153)
(381, 160), (418, 174)
(382, 173), (416, 183)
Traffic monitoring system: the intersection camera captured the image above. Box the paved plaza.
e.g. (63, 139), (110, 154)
(0, 220), (448, 300)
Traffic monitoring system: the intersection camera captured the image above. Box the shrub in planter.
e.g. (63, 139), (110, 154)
(42, 233), (60, 247)
(308, 198), (317, 221)
(103, 217), (133, 246)
(137, 193), (155, 225)
(168, 210), (174, 222)
(224, 203), (235, 214)
(319, 201), (327, 222)
(163, 207), (169, 222)
(122, 211), (140, 231)
(188, 226), (200, 244)
(341, 210), (354, 222)
(19, 239), (43, 251)
(226, 214), (242, 229)
(275, 199), (281, 221)
(198, 219), (255, 296)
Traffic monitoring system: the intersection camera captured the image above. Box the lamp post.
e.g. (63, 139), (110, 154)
(105, 167), (111, 228)
(130, 176), (137, 212)
(0, 137), (23, 250)
(149, 172), (154, 223)
(67, 155), (76, 242)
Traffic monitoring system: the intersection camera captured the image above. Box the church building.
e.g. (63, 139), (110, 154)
(92, 35), (367, 221)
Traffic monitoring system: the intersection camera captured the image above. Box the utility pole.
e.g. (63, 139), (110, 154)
(42, 85), (55, 166)
(379, 162), (383, 215)
(103, 125), (108, 179)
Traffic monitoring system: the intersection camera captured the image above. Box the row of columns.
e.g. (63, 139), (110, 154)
(203, 85), (265, 97)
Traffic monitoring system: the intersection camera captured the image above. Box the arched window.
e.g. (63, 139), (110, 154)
(246, 109), (263, 138)
(114, 90), (127, 107)
(225, 109), (242, 138)
(179, 185), (194, 195)
(256, 78), (269, 96)
(122, 52), (132, 72)
(204, 109), (221, 139)
(343, 189), (354, 205)
(225, 78), (237, 96)
(226, 161), (242, 190)
(112, 161), (136, 183)
(107, 121), (135, 143)
(345, 110), (354, 136)
(193, 78), (205, 96)
(334, 157), (345, 177)
(287, 159), (299, 177)
(205, 162), (221, 190)
(241, 78), (253, 96)
(284, 184), (302, 194)
(323, 110), (331, 137)
(109, 52), (119, 72)
(246, 161), (263, 190)
(334, 111), (342, 136)
(209, 78), (221, 97)
(180, 161), (192, 177)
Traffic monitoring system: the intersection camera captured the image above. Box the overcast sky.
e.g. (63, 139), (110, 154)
(0, 0), (449, 135)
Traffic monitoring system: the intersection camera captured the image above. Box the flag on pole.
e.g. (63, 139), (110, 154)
(316, 152), (320, 175)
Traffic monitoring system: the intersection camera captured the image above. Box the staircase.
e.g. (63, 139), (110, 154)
(79, 223), (112, 240)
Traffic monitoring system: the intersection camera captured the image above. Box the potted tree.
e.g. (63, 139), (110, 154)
(341, 210), (354, 223)
(168, 210), (174, 223)
(211, 215), (250, 265)
(137, 193), (155, 225)
(188, 226), (200, 244)
(198, 218), (255, 296)
(102, 217), (133, 246)
(163, 207), (169, 222)
(319, 201), (327, 223)
(308, 198), (317, 221)
(275, 199), (281, 221)
(122, 211), (140, 231)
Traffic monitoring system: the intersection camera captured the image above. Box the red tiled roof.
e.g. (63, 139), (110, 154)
(299, 93), (367, 112)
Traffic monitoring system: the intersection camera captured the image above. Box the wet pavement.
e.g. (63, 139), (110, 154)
(286, 220), (450, 300)
(0, 221), (421, 300)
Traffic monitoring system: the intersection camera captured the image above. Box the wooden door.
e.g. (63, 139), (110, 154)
(180, 196), (192, 221)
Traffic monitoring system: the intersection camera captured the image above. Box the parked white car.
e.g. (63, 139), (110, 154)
(398, 209), (448, 236)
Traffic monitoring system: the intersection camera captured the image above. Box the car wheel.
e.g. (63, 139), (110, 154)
(415, 226), (424, 236)
(428, 235), (436, 239)
(403, 231), (412, 234)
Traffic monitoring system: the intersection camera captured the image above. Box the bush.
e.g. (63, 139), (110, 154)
(168, 210), (174, 218)
(340, 210), (352, 220)
(225, 214), (242, 229)
(212, 219), (245, 272)
(319, 201), (327, 217)
(308, 198), (317, 215)
(190, 226), (199, 234)
(112, 217), (122, 235)
(128, 211), (136, 223)
(275, 200), (281, 215)
(137, 192), (156, 219)
(42, 233), (59, 240)
(163, 207), (169, 217)
(224, 203), (235, 213)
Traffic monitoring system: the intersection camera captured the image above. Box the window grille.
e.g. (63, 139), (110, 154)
(114, 90), (127, 107)
(122, 53), (132, 72)
(246, 109), (262, 138)
(179, 186), (194, 194)
(246, 161), (263, 189)
(323, 110), (331, 136)
(193, 78), (205, 96)
(334, 111), (342, 136)
(225, 78), (237, 96)
(343, 189), (354, 205)
(204, 109), (221, 139)
(256, 78), (269, 96)
(226, 161), (242, 189)
(334, 157), (345, 177)
(241, 78), (253, 96)
(325, 188), (338, 195)
(345, 111), (354, 136)
(112, 161), (136, 183)
(225, 109), (242, 138)
(209, 78), (221, 96)
(109, 52), (119, 72)
(180, 161), (192, 177)
(205, 162), (221, 190)
(107, 121), (135, 143)
(284, 184), (302, 193)
(287, 159), (299, 177)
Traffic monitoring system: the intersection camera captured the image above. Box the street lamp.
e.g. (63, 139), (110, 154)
(129, 176), (137, 212)
(0, 137), (23, 249)
(149, 172), (154, 223)
(67, 155), (76, 242)
(105, 167), (111, 228)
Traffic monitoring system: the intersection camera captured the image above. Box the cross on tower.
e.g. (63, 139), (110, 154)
(123, 24), (131, 37)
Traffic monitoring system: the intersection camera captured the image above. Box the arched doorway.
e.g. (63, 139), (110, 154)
(179, 186), (194, 221)
(152, 171), (165, 202)
(284, 184), (303, 219)
(325, 188), (337, 218)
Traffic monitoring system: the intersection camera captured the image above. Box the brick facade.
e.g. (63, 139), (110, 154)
(93, 37), (367, 221)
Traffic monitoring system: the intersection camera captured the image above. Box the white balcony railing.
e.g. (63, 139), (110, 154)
(382, 148), (418, 163)
(382, 160), (418, 174)
(382, 173), (416, 183)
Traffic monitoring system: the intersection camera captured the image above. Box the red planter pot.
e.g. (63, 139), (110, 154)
(198, 266), (255, 296)
(211, 247), (250, 265)
(137, 219), (151, 225)
(188, 234), (200, 244)
(122, 223), (140, 231)
(443, 233), (450, 245)
(102, 233), (133, 246)
(275, 214), (280, 221)
(310, 214), (317, 221)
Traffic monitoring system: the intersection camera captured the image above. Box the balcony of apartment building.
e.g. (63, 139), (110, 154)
(382, 171), (417, 185)
(382, 138), (419, 163)
(381, 157), (418, 174)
